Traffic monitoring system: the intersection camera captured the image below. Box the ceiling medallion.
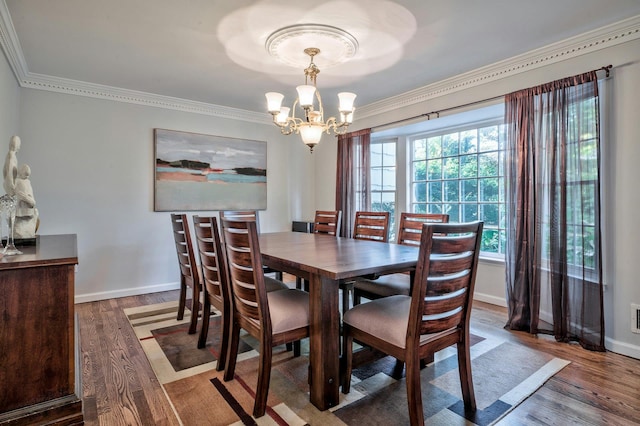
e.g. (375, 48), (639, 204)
(265, 24), (358, 69)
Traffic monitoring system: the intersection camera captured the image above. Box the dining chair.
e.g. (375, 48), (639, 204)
(342, 221), (483, 426)
(353, 213), (449, 305)
(296, 210), (342, 291)
(170, 213), (201, 335)
(221, 218), (310, 418)
(313, 210), (342, 236)
(192, 215), (232, 369)
(340, 211), (391, 313)
(220, 210), (283, 281)
(352, 211), (390, 242)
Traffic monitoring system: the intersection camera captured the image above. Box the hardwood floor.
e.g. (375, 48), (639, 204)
(76, 291), (640, 425)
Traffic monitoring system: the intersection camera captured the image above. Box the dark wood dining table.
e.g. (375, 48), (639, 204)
(258, 231), (420, 411)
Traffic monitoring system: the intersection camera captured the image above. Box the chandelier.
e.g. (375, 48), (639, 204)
(265, 47), (356, 153)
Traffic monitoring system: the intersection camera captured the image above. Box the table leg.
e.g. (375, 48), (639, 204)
(308, 274), (340, 410)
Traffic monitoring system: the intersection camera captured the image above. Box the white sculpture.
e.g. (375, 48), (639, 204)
(3, 135), (20, 196)
(14, 164), (39, 238)
(2, 136), (38, 239)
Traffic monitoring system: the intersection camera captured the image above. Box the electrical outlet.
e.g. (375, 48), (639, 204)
(632, 304), (640, 334)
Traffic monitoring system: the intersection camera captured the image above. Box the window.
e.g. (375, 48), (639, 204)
(410, 121), (506, 256)
(370, 140), (397, 240)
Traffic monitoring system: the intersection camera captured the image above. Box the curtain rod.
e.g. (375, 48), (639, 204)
(372, 64), (612, 131)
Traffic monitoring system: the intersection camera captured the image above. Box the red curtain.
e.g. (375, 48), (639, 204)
(504, 71), (605, 351)
(335, 129), (371, 238)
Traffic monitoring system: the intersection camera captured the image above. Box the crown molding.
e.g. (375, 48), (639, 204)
(356, 14), (640, 119)
(0, 0), (271, 125)
(1, 0), (638, 124)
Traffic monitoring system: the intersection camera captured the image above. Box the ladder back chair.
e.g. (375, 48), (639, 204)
(353, 211), (390, 242)
(313, 210), (342, 236)
(170, 213), (201, 335)
(221, 218), (310, 418)
(296, 210), (342, 291)
(353, 213), (449, 305)
(220, 210), (283, 281)
(342, 221), (484, 426)
(192, 215), (232, 369)
(340, 211), (391, 313)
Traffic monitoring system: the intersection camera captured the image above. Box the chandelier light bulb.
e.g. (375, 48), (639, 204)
(266, 47), (356, 153)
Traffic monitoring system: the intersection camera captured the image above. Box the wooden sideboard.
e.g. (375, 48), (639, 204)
(0, 234), (84, 425)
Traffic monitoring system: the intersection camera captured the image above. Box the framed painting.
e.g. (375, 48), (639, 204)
(154, 129), (267, 211)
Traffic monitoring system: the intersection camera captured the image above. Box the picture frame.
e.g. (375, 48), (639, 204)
(154, 129), (267, 211)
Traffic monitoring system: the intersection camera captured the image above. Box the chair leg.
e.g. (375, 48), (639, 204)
(254, 339), (273, 418)
(341, 281), (353, 315)
(286, 342), (293, 352)
(188, 283), (199, 334)
(295, 276), (303, 290)
(223, 321), (241, 382)
(293, 340), (301, 357)
(405, 350), (425, 426)
(275, 271), (283, 281)
(197, 299), (210, 349)
(457, 340), (476, 411)
(353, 289), (362, 306)
(342, 326), (354, 393)
(177, 276), (186, 321)
(217, 305), (230, 372)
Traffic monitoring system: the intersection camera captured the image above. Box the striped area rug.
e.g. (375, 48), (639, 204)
(124, 301), (569, 426)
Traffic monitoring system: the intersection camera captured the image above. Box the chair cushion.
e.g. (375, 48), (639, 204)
(355, 273), (410, 297)
(267, 289), (310, 334)
(264, 276), (290, 292)
(343, 295), (410, 348)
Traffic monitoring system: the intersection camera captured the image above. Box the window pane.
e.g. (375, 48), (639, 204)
(413, 182), (426, 202)
(413, 139), (426, 161)
(444, 180), (459, 202)
(383, 142), (396, 166)
(460, 154), (477, 178)
(479, 126), (499, 152)
(413, 160), (426, 181)
(478, 152), (499, 177)
(443, 157), (459, 179)
(462, 179), (478, 201)
(371, 144), (383, 167)
(414, 203), (426, 213)
(427, 159), (442, 180)
(443, 204), (460, 222)
(480, 203), (499, 226)
(442, 133), (459, 157)
(460, 130), (477, 154)
(479, 178), (499, 202)
(462, 204), (478, 222)
(427, 137), (442, 159)
(428, 203), (444, 215)
(371, 168), (382, 191)
(428, 182), (442, 202)
(481, 229), (499, 253)
(382, 167), (396, 190)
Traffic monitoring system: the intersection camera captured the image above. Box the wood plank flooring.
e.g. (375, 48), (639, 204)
(76, 290), (640, 425)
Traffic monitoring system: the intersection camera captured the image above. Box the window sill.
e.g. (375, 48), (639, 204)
(479, 255), (505, 266)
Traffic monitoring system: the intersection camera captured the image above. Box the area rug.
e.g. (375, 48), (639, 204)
(124, 301), (569, 426)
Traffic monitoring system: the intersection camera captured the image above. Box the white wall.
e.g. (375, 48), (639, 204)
(15, 88), (315, 301)
(318, 38), (640, 358)
(0, 50), (19, 142)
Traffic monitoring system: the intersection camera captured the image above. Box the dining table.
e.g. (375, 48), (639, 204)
(258, 231), (420, 411)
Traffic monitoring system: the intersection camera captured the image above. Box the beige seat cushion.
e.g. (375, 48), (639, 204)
(355, 273), (410, 297)
(267, 289), (310, 334)
(264, 276), (290, 292)
(343, 295), (410, 348)
(344, 295), (458, 350)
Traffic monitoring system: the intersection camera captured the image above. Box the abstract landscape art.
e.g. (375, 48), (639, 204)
(154, 129), (267, 211)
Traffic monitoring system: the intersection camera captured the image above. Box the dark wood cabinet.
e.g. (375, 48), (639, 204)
(0, 234), (83, 425)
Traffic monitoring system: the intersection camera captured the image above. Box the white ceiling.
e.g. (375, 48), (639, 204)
(4, 0), (640, 116)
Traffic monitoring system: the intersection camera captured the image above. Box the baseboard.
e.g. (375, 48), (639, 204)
(605, 336), (640, 360)
(473, 291), (507, 308)
(74, 282), (180, 304)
